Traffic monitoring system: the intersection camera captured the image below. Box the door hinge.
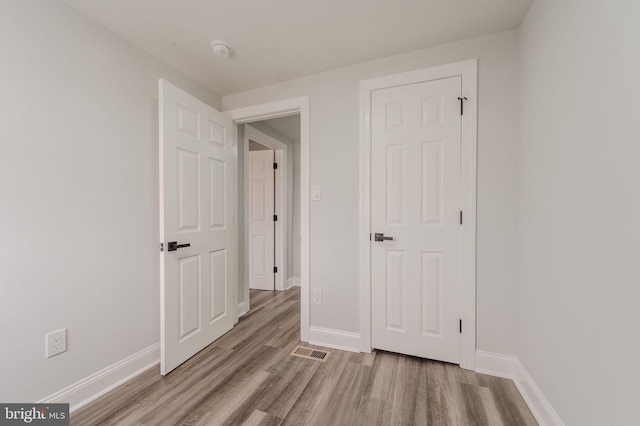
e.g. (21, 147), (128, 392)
(369, 233), (371, 241)
(459, 211), (463, 225)
(273, 214), (278, 222)
(159, 243), (164, 252)
(458, 97), (468, 115)
(459, 319), (462, 333)
(273, 266), (278, 273)
(273, 162), (278, 169)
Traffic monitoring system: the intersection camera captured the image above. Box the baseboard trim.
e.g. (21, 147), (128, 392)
(285, 276), (300, 289)
(514, 359), (565, 426)
(475, 350), (564, 426)
(40, 343), (160, 413)
(309, 326), (360, 353)
(475, 350), (517, 379)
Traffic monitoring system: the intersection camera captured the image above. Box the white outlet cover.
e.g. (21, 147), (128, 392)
(46, 328), (67, 358)
(312, 289), (323, 305)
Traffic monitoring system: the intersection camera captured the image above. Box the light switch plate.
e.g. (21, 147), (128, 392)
(312, 185), (321, 201)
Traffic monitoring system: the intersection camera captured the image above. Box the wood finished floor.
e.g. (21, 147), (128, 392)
(72, 287), (537, 425)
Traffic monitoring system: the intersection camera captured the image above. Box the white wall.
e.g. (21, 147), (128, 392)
(0, 0), (220, 402)
(223, 30), (520, 354)
(517, 1), (640, 424)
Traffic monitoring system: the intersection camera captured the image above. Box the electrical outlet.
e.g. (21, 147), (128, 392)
(312, 289), (323, 305)
(46, 328), (67, 358)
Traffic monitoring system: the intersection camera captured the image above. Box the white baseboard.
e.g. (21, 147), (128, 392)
(513, 358), (565, 426)
(475, 350), (517, 379)
(475, 350), (564, 426)
(309, 326), (360, 353)
(285, 276), (301, 289)
(40, 343), (160, 413)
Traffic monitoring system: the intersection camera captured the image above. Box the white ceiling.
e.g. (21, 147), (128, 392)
(62, 0), (533, 96)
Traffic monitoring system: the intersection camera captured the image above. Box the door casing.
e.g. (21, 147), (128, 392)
(359, 60), (478, 369)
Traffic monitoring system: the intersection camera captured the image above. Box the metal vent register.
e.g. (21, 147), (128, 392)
(291, 346), (330, 362)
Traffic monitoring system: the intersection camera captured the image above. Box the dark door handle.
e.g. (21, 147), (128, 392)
(167, 241), (191, 252)
(374, 233), (393, 242)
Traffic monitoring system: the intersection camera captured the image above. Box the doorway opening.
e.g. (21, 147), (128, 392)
(227, 96), (310, 342)
(239, 116), (301, 318)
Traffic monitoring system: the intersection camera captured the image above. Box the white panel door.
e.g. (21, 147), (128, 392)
(159, 80), (236, 375)
(371, 76), (462, 364)
(248, 150), (275, 290)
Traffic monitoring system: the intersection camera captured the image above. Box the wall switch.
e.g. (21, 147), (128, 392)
(46, 328), (67, 358)
(312, 289), (323, 305)
(311, 185), (321, 201)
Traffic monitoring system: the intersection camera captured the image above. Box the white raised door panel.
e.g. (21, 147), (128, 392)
(160, 80), (236, 375)
(371, 76), (462, 364)
(248, 149), (275, 290)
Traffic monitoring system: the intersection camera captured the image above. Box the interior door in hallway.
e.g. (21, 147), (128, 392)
(248, 149), (275, 290)
(371, 76), (462, 364)
(159, 79), (237, 374)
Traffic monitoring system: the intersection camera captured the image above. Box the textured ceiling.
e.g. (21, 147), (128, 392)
(62, 0), (533, 96)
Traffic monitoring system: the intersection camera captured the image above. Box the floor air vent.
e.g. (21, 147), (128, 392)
(291, 346), (329, 362)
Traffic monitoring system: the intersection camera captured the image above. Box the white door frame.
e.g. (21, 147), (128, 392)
(245, 124), (288, 296)
(226, 96), (310, 342)
(359, 59), (478, 370)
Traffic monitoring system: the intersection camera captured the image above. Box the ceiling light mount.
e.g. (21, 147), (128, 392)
(210, 40), (232, 58)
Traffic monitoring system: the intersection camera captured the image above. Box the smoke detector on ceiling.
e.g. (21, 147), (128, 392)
(210, 40), (232, 58)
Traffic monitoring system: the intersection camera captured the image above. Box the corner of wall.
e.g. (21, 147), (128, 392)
(475, 351), (565, 426)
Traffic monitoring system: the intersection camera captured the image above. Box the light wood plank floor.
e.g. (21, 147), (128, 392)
(72, 287), (537, 425)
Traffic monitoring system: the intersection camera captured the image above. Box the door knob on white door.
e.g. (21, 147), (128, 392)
(374, 233), (393, 242)
(167, 241), (191, 251)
